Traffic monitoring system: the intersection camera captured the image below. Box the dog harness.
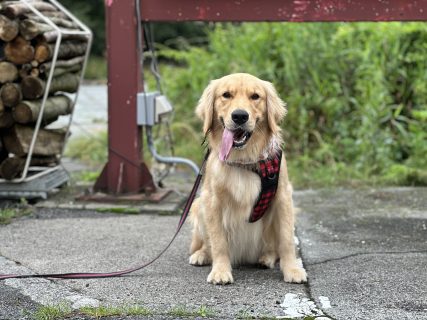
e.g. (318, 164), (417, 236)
(226, 150), (283, 223)
(249, 150), (282, 222)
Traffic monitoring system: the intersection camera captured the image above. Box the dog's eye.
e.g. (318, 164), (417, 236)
(250, 93), (260, 100)
(222, 92), (232, 99)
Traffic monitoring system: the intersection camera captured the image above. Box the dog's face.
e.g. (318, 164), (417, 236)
(196, 73), (287, 160)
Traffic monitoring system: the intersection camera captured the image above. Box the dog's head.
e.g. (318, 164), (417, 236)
(196, 73), (286, 162)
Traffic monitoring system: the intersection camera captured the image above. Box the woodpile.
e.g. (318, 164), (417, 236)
(0, 0), (88, 180)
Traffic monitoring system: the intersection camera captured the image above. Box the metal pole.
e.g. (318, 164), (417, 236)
(94, 0), (156, 194)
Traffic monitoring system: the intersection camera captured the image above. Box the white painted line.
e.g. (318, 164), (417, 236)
(0, 256), (100, 309)
(319, 296), (332, 309)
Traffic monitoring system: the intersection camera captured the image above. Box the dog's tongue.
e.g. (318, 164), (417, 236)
(219, 128), (234, 161)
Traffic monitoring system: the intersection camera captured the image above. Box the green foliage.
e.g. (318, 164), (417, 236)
(85, 56), (107, 81)
(157, 22), (427, 186)
(65, 131), (107, 167)
(75, 171), (100, 183)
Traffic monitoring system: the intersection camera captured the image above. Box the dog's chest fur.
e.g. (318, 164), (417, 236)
(211, 160), (265, 265)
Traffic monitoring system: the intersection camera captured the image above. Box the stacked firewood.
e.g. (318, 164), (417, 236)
(0, 0), (88, 180)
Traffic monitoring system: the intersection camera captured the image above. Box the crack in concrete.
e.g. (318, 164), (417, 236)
(295, 234), (337, 320)
(305, 249), (427, 267)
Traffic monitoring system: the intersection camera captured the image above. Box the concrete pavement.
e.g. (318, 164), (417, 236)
(0, 187), (426, 319)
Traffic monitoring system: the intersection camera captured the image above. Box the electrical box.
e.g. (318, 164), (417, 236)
(137, 92), (174, 125)
(154, 95), (173, 122)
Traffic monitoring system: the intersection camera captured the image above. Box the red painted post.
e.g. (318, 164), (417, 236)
(94, 0), (155, 194)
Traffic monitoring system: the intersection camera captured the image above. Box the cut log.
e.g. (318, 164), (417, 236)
(30, 67), (39, 77)
(0, 155), (57, 180)
(13, 94), (72, 124)
(21, 10), (68, 21)
(22, 14), (78, 29)
(0, 14), (18, 41)
(0, 61), (18, 83)
(34, 41), (49, 63)
(19, 63), (32, 78)
(4, 36), (34, 64)
(0, 110), (14, 128)
(0, 82), (21, 107)
(39, 55), (84, 73)
(34, 41), (87, 63)
(21, 73), (80, 99)
(1, 2), (57, 19)
(19, 19), (53, 40)
(2, 124), (66, 156)
(40, 64), (81, 78)
(39, 30), (88, 43)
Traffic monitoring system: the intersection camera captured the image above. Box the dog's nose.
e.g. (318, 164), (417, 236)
(231, 109), (249, 125)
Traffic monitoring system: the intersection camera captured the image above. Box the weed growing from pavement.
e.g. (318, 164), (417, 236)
(95, 207), (141, 214)
(32, 304), (216, 319)
(79, 305), (153, 318)
(32, 304), (71, 320)
(0, 204), (32, 225)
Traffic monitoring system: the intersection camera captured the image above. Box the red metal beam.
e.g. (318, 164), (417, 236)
(140, 0), (427, 22)
(95, 0), (155, 194)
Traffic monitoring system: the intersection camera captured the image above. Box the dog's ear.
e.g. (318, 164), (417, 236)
(263, 81), (287, 134)
(196, 80), (217, 135)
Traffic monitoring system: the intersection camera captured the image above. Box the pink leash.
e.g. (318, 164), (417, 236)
(0, 153), (208, 280)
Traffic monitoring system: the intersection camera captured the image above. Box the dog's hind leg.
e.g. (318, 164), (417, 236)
(190, 231), (203, 254)
(189, 243), (211, 266)
(258, 222), (278, 269)
(189, 198), (203, 254)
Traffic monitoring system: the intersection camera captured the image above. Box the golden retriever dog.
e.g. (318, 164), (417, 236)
(189, 73), (307, 285)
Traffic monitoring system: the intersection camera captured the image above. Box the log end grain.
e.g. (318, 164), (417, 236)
(21, 75), (45, 100)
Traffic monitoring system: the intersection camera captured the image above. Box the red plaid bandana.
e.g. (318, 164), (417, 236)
(248, 150), (282, 223)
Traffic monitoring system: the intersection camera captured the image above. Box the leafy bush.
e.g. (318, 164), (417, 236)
(155, 22), (427, 186)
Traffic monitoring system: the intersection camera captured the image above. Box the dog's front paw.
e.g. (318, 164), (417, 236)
(189, 249), (211, 266)
(283, 266), (307, 283)
(258, 253), (277, 269)
(207, 266), (234, 285)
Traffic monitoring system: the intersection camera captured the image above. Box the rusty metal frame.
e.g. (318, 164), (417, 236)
(96, 0), (426, 195)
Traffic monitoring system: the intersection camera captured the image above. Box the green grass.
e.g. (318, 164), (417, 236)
(95, 207), (140, 214)
(32, 304), (71, 320)
(0, 207), (32, 225)
(74, 171), (100, 183)
(79, 305), (152, 318)
(32, 304), (216, 319)
(64, 131), (107, 167)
